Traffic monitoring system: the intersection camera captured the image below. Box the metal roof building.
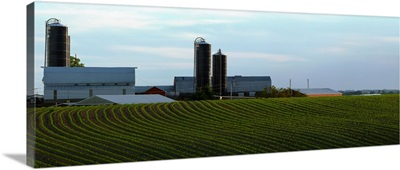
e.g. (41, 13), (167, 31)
(226, 76), (271, 96)
(43, 67), (137, 102)
(297, 88), (342, 97)
(174, 75), (271, 97)
(43, 67), (136, 85)
(174, 77), (195, 95)
(74, 94), (175, 105)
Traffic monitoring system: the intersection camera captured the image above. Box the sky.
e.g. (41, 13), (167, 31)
(33, 1), (399, 94)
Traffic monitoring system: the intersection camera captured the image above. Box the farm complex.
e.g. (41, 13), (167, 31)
(27, 13), (398, 169)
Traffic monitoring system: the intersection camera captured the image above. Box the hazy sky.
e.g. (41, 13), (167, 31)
(33, 2), (399, 93)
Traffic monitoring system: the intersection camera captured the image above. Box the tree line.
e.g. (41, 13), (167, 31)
(191, 85), (306, 100)
(256, 86), (306, 98)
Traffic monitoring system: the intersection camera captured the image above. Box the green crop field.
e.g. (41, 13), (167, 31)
(27, 94), (399, 168)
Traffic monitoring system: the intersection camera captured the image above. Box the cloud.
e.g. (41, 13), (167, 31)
(228, 52), (306, 62)
(35, 4), (245, 33)
(112, 46), (306, 63)
(166, 32), (210, 41)
(376, 36), (399, 43)
(340, 35), (399, 47)
(112, 45), (193, 59)
(36, 8), (156, 32)
(163, 19), (239, 27)
(97, 60), (192, 70)
(317, 47), (348, 54)
(137, 62), (193, 70)
(189, 9), (254, 18)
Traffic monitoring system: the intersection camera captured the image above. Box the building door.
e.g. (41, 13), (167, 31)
(53, 90), (57, 102)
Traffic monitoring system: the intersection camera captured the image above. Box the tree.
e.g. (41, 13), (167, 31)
(256, 85), (306, 98)
(70, 55), (85, 67)
(191, 85), (215, 100)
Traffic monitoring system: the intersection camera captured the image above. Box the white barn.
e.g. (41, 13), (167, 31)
(43, 67), (137, 103)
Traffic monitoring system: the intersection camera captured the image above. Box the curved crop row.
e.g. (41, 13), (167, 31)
(29, 94), (400, 168)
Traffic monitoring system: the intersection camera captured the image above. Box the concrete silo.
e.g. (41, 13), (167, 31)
(45, 18), (70, 67)
(212, 49), (227, 95)
(194, 37), (211, 92)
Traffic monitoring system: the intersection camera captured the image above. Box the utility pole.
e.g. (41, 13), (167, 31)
(307, 79), (310, 89)
(230, 81), (233, 100)
(289, 79), (292, 96)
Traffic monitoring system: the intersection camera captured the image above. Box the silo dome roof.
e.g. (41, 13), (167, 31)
(48, 23), (66, 27)
(196, 41), (209, 45)
(213, 49), (225, 55)
(194, 37), (210, 44)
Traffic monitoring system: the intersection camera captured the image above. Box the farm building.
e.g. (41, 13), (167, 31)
(74, 94), (175, 105)
(226, 76), (272, 97)
(43, 67), (137, 103)
(174, 77), (195, 97)
(297, 88), (342, 97)
(135, 86), (175, 97)
(174, 75), (271, 97)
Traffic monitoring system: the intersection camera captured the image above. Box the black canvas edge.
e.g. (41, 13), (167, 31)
(27, 2), (35, 168)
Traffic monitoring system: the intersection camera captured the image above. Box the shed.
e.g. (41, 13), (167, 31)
(297, 88), (342, 97)
(75, 94), (175, 105)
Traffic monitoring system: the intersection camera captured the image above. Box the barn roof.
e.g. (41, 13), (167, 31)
(135, 86), (174, 93)
(43, 67), (136, 85)
(297, 88), (341, 95)
(227, 75), (271, 82)
(75, 94), (175, 105)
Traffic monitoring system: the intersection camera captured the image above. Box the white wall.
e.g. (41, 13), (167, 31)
(44, 85), (135, 100)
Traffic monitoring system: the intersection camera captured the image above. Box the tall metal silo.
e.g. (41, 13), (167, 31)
(212, 49), (227, 95)
(45, 18), (70, 67)
(194, 37), (211, 92)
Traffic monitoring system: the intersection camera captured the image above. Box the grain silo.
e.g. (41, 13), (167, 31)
(212, 49), (227, 95)
(45, 18), (70, 67)
(194, 37), (211, 92)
